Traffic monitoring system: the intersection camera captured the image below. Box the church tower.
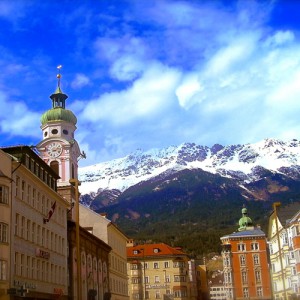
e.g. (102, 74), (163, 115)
(37, 66), (82, 206)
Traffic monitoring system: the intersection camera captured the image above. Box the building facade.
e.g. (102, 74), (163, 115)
(127, 242), (196, 300)
(268, 202), (300, 299)
(79, 206), (129, 300)
(221, 208), (272, 300)
(0, 146), (70, 299)
(68, 220), (111, 300)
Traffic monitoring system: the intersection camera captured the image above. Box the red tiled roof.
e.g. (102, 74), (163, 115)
(127, 243), (187, 258)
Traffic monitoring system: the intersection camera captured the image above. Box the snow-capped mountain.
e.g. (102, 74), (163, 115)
(78, 138), (300, 196)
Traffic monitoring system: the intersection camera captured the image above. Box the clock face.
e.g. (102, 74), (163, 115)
(47, 142), (62, 158)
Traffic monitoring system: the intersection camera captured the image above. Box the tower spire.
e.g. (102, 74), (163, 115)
(50, 65), (68, 109)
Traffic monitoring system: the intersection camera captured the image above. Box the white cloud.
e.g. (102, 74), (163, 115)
(71, 73), (91, 89)
(0, 91), (40, 137)
(81, 62), (181, 124)
(265, 30), (295, 47)
(176, 73), (203, 109)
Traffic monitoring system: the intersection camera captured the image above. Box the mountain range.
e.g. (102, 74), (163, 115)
(78, 138), (300, 256)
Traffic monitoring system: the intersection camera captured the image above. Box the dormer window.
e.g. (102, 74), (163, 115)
(133, 250), (139, 255)
(153, 248), (159, 253)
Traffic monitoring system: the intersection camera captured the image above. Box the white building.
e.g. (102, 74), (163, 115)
(268, 202), (300, 299)
(1, 146), (70, 300)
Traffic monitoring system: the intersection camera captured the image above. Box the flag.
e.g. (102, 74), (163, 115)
(43, 201), (56, 224)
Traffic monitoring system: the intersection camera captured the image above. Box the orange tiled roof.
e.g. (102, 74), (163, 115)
(127, 243), (187, 259)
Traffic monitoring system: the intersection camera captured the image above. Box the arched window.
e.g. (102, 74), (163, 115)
(240, 255), (246, 266)
(50, 161), (59, 176)
(71, 164), (75, 179)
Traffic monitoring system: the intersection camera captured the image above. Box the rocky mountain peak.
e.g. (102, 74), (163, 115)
(78, 138), (300, 196)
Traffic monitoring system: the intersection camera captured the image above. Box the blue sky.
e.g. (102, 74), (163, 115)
(0, 0), (300, 167)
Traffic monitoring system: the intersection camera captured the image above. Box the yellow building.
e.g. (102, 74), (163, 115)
(79, 206), (129, 300)
(196, 265), (209, 300)
(0, 146), (70, 299)
(127, 242), (196, 300)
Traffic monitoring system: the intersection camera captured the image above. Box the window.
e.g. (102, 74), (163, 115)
(0, 260), (7, 280)
(144, 262), (149, 269)
(174, 275), (186, 282)
(243, 288), (249, 298)
(224, 256), (230, 267)
(0, 185), (9, 204)
(255, 270), (261, 283)
(145, 276), (149, 284)
(165, 275), (170, 283)
(154, 262), (159, 269)
(155, 290), (160, 299)
(269, 243), (273, 254)
(173, 261), (185, 268)
(251, 242), (259, 251)
(271, 263), (275, 272)
(132, 277), (140, 284)
(240, 255), (246, 266)
(174, 289), (187, 298)
(26, 220), (31, 241)
(282, 233), (288, 245)
(292, 266), (297, 275)
(145, 291), (149, 299)
(15, 214), (19, 236)
(242, 271), (247, 284)
(257, 287), (263, 297)
(224, 272), (232, 284)
(0, 223), (8, 243)
(164, 261), (169, 268)
(238, 243), (246, 251)
(15, 176), (19, 197)
(21, 180), (25, 200)
(253, 254), (260, 265)
(131, 264), (138, 270)
(290, 251), (295, 259)
(154, 275), (160, 283)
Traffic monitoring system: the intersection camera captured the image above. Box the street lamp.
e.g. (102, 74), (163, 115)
(273, 202), (287, 300)
(70, 178), (81, 300)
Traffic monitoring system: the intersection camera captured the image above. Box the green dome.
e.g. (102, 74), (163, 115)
(41, 107), (77, 126)
(239, 216), (253, 228)
(238, 207), (253, 231)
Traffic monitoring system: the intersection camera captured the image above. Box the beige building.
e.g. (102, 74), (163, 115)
(0, 146), (70, 299)
(0, 149), (12, 298)
(79, 205), (129, 300)
(127, 242), (196, 300)
(268, 202), (300, 299)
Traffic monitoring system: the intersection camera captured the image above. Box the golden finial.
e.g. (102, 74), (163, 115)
(57, 65), (62, 87)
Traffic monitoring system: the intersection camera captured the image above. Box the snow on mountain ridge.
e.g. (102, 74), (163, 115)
(78, 138), (300, 195)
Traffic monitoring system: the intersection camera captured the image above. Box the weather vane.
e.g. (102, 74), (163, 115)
(57, 65), (62, 88)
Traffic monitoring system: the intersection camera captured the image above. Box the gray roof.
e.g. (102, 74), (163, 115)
(221, 228), (266, 240)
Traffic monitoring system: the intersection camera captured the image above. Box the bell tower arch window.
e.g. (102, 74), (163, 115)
(50, 161), (59, 176)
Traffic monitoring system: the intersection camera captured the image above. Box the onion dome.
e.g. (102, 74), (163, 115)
(41, 107), (77, 126)
(41, 66), (77, 126)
